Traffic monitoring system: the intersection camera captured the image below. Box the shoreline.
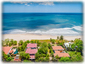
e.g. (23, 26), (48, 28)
(2, 34), (82, 41)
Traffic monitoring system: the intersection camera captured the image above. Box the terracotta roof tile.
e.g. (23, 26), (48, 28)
(25, 48), (37, 54)
(27, 43), (37, 48)
(2, 47), (12, 54)
(9, 50), (13, 53)
(52, 46), (64, 50)
(54, 51), (70, 57)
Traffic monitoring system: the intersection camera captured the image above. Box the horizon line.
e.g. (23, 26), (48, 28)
(3, 12), (82, 14)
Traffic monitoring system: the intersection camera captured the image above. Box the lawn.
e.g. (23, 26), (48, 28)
(38, 39), (51, 43)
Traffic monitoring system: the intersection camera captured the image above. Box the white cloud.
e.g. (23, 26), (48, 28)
(39, 2), (54, 5)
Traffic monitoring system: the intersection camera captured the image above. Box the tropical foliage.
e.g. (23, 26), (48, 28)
(19, 52), (30, 60)
(2, 51), (12, 62)
(58, 57), (70, 62)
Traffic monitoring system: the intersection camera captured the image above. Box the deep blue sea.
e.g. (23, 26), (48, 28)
(2, 13), (83, 36)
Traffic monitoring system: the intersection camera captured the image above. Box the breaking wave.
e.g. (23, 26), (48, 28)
(3, 26), (82, 36)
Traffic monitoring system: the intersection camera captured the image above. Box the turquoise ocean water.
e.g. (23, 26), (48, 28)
(2, 13), (83, 36)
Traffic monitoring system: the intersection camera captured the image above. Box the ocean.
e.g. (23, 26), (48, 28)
(2, 13), (83, 36)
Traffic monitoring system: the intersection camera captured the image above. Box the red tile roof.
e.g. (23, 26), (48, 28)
(52, 46), (64, 51)
(9, 50), (13, 53)
(2, 47), (12, 54)
(27, 43), (37, 48)
(54, 51), (70, 57)
(30, 55), (35, 59)
(25, 48), (37, 54)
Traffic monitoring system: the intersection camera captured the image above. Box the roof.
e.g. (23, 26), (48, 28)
(27, 43), (37, 48)
(54, 51), (70, 57)
(52, 46), (64, 51)
(25, 48), (37, 54)
(64, 42), (73, 47)
(30, 55), (35, 59)
(2, 47), (12, 54)
(9, 50), (13, 53)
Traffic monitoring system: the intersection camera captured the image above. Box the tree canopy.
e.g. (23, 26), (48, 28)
(38, 42), (48, 54)
(58, 57), (70, 62)
(19, 52), (30, 60)
(60, 35), (63, 40)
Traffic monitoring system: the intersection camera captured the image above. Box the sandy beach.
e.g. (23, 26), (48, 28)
(2, 34), (82, 41)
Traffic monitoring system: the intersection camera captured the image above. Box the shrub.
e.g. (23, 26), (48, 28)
(19, 40), (23, 45)
(6, 57), (12, 62)
(9, 42), (12, 46)
(68, 51), (83, 62)
(57, 36), (59, 40)
(51, 39), (56, 44)
(19, 52), (30, 60)
(23, 60), (31, 62)
(58, 57), (71, 62)
(48, 43), (52, 49)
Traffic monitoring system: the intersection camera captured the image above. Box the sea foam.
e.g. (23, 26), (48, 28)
(3, 26), (82, 36)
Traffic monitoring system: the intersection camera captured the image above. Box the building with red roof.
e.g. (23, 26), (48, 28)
(25, 48), (37, 54)
(2, 47), (13, 54)
(52, 46), (70, 58)
(26, 43), (37, 60)
(54, 51), (70, 57)
(27, 43), (37, 48)
(52, 46), (64, 51)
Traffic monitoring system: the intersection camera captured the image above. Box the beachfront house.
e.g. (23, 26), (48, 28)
(64, 42), (73, 48)
(25, 43), (37, 60)
(2, 47), (13, 54)
(52, 46), (70, 57)
(64, 42), (73, 50)
(2, 47), (18, 55)
(52, 46), (64, 53)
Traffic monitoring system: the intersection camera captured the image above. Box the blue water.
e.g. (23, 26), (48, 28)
(2, 13), (83, 36)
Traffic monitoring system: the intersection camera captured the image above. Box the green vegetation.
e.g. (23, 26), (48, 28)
(50, 39), (56, 44)
(38, 42), (48, 54)
(18, 40), (23, 45)
(2, 51), (12, 62)
(2, 39), (17, 47)
(57, 36), (59, 40)
(35, 42), (49, 62)
(19, 52), (30, 60)
(23, 60), (32, 62)
(60, 35), (63, 40)
(58, 57), (70, 62)
(2, 36), (83, 62)
(48, 43), (52, 49)
(6, 57), (12, 62)
(71, 39), (83, 55)
(67, 51), (83, 62)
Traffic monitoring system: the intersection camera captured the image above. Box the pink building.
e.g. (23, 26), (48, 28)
(25, 43), (37, 59)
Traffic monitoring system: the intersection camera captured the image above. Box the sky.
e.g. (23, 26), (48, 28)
(3, 2), (83, 13)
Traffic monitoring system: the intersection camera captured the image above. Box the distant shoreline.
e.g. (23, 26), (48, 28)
(2, 34), (82, 41)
